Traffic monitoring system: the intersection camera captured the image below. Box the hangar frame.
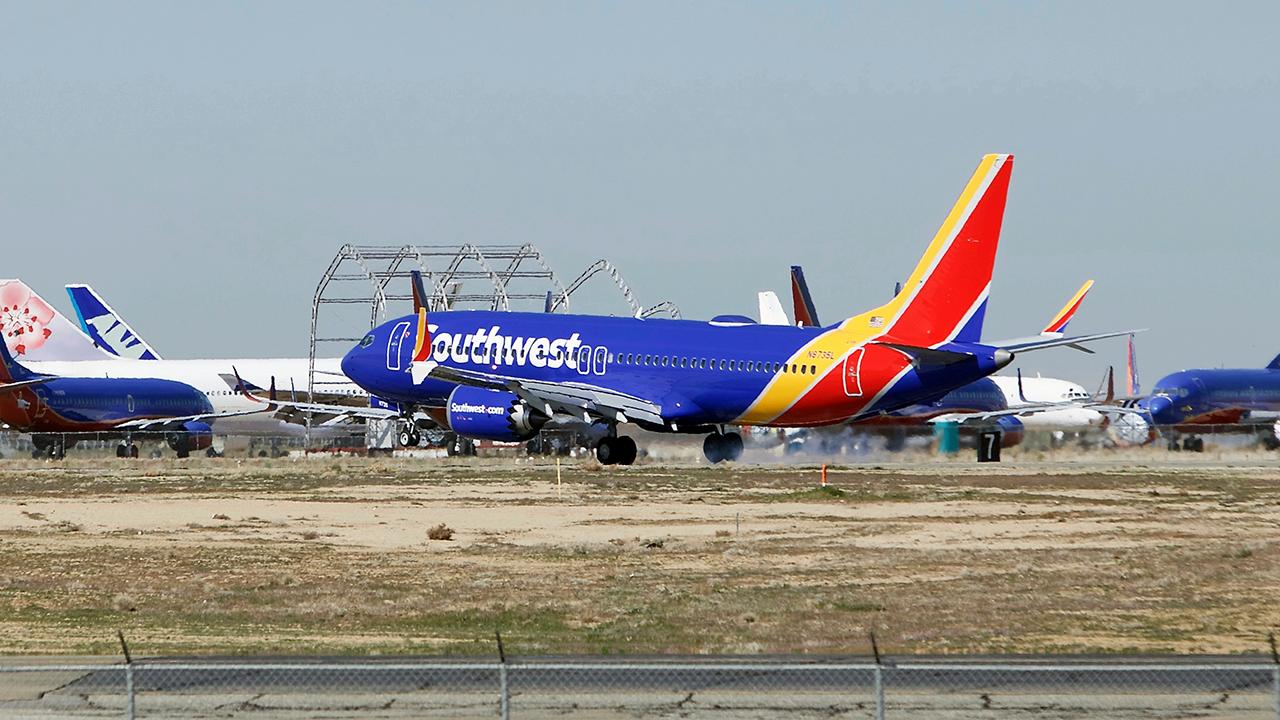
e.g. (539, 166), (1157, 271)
(307, 244), (680, 406)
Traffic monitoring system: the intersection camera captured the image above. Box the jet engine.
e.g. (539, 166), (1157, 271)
(1106, 411), (1155, 447)
(165, 421), (214, 455)
(994, 416), (1024, 448)
(445, 386), (548, 441)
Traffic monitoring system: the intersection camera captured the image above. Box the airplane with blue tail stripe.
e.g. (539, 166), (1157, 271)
(340, 155), (1137, 463)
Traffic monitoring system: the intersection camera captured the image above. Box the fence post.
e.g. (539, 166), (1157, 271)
(871, 631), (885, 720)
(117, 631), (134, 720)
(496, 631), (510, 720)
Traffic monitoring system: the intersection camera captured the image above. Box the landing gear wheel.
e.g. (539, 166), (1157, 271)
(116, 443), (129, 458)
(703, 434), (726, 464)
(129, 444), (140, 459)
(722, 432), (743, 462)
(398, 429), (421, 448)
(614, 436), (638, 466)
(206, 447), (220, 458)
(596, 437), (619, 465)
(1184, 437), (1204, 453)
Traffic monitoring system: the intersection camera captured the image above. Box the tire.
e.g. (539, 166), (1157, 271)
(398, 430), (413, 448)
(596, 437), (618, 465)
(614, 436), (638, 465)
(129, 445), (140, 459)
(206, 447), (220, 458)
(116, 444), (128, 458)
(703, 434), (726, 464)
(722, 432), (744, 462)
(176, 448), (190, 459)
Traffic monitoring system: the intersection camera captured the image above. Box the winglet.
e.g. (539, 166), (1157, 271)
(0, 334), (37, 383)
(410, 307), (436, 385)
(1040, 280), (1094, 336)
(1267, 353), (1280, 371)
(1127, 334), (1142, 393)
(790, 266), (821, 328)
(410, 270), (430, 313)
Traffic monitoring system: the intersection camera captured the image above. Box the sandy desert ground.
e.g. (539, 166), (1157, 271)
(1, 448), (1278, 658)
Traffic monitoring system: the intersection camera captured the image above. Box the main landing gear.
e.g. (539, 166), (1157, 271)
(31, 434), (66, 460)
(703, 431), (744, 464)
(595, 435), (638, 465)
(115, 440), (140, 458)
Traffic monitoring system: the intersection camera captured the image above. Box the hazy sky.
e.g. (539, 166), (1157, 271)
(2, 2), (1277, 384)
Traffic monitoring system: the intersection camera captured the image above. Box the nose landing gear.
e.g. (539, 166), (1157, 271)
(703, 431), (744, 464)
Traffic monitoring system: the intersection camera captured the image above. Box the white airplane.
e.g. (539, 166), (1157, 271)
(0, 280), (394, 439)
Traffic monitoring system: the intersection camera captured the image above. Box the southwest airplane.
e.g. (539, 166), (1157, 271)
(1129, 354), (1280, 452)
(0, 336), (257, 458)
(0, 280), (390, 439)
(341, 154), (1134, 464)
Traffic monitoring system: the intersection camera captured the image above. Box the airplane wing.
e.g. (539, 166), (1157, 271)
(0, 378), (53, 394)
(990, 329), (1145, 354)
(427, 363), (665, 425)
(229, 370), (400, 423)
(117, 407), (274, 430)
(931, 401), (1147, 424)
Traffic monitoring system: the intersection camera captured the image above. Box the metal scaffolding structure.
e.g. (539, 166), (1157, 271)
(307, 244), (681, 402)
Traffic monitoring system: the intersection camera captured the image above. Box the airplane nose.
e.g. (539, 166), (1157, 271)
(1140, 395), (1173, 423)
(340, 346), (363, 387)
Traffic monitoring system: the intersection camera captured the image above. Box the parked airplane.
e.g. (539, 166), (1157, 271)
(340, 154), (1134, 464)
(1129, 354), (1280, 451)
(0, 280), (390, 439)
(0, 337), (258, 458)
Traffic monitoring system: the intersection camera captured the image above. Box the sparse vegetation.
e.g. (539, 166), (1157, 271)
(427, 523), (455, 541)
(0, 456), (1276, 656)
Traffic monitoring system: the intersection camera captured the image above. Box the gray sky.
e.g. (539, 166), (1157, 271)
(2, 2), (1277, 385)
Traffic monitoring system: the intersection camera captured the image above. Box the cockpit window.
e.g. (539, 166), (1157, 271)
(359, 334), (375, 348)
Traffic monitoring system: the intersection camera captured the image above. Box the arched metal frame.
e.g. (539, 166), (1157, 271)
(307, 244), (682, 441)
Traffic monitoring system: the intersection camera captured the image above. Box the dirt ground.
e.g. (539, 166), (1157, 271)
(1, 450), (1278, 657)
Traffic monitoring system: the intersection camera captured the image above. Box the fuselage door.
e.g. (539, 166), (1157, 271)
(843, 347), (865, 398)
(386, 321), (412, 371)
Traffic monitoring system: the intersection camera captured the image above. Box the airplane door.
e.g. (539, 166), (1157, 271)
(576, 345), (593, 376)
(843, 348), (865, 397)
(386, 321), (412, 371)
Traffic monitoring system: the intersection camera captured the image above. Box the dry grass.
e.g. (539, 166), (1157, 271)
(0, 455), (1278, 656)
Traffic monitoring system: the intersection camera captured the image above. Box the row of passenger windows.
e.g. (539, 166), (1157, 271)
(612, 353), (819, 376)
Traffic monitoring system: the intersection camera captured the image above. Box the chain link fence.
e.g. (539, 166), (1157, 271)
(2, 660), (1278, 719)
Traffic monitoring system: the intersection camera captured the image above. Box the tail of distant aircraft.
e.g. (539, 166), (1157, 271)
(64, 284), (162, 360)
(1040, 280), (1094, 336)
(790, 266), (821, 328)
(848, 153), (1013, 347)
(757, 291), (789, 326)
(0, 280), (116, 362)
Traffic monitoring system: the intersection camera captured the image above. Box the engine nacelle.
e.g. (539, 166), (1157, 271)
(166, 421), (214, 452)
(445, 387), (547, 442)
(994, 416), (1024, 448)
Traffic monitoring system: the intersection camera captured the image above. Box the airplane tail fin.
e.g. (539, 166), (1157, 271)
(64, 284), (162, 360)
(1040, 280), (1095, 336)
(757, 291), (789, 326)
(1267, 352), (1280, 371)
(1, 280), (115, 361)
(790, 266), (821, 328)
(851, 154), (1013, 346)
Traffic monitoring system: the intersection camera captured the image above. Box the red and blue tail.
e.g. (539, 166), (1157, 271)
(1041, 280), (1095, 335)
(849, 154), (1014, 347)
